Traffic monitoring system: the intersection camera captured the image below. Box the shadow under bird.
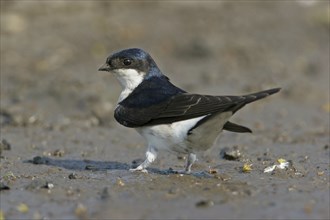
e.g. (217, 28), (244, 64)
(98, 48), (280, 173)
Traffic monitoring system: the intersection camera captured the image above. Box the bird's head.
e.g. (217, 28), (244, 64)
(99, 48), (163, 90)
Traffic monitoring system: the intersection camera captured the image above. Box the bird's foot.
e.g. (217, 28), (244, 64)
(129, 147), (157, 174)
(129, 167), (148, 173)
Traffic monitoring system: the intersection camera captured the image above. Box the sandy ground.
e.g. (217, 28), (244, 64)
(1, 1), (329, 219)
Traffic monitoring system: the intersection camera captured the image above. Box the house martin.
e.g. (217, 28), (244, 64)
(98, 48), (280, 173)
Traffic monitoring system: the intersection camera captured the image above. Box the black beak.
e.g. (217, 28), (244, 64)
(98, 63), (111, 72)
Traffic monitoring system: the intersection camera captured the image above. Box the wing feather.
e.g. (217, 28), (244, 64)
(115, 86), (281, 128)
(115, 93), (246, 127)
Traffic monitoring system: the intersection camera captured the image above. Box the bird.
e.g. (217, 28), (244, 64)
(98, 48), (280, 173)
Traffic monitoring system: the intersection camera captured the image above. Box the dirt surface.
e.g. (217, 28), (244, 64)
(1, 1), (329, 219)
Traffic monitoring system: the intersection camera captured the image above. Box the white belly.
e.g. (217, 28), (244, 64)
(135, 112), (232, 154)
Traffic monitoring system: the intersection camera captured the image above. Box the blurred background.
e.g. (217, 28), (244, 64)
(1, 1), (329, 219)
(1, 0), (329, 128)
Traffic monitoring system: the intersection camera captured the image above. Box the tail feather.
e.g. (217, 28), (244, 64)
(244, 88), (281, 104)
(223, 121), (252, 133)
(231, 87), (281, 113)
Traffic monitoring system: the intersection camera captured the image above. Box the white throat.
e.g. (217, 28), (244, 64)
(112, 68), (144, 102)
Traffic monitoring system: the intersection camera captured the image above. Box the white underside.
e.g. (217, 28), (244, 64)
(136, 111), (233, 154)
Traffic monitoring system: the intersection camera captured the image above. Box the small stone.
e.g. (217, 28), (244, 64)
(317, 171), (324, 176)
(0, 139), (11, 156)
(0, 139), (11, 150)
(68, 173), (79, 179)
(0, 182), (10, 191)
(116, 178), (125, 186)
(195, 200), (214, 208)
(52, 149), (65, 157)
(31, 156), (49, 165)
(177, 155), (186, 160)
(208, 168), (218, 174)
(46, 183), (54, 189)
(0, 110), (13, 126)
(85, 165), (98, 170)
(27, 115), (38, 124)
(220, 146), (241, 161)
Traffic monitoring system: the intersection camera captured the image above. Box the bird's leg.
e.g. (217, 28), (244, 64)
(184, 153), (197, 174)
(130, 146), (157, 173)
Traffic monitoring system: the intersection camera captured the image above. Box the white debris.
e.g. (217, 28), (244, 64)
(264, 158), (290, 173)
(264, 165), (277, 173)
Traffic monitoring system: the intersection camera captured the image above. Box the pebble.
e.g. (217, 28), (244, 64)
(0, 139), (11, 156)
(46, 183), (54, 189)
(0, 110), (13, 126)
(195, 200), (214, 208)
(0, 139), (11, 151)
(0, 182), (10, 191)
(52, 149), (65, 157)
(220, 146), (241, 161)
(85, 165), (98, 170)
(68, 173), (79, 179)
(208, 168), (218, 174)
(31, 156), (49, 165)
(116, 178), (125, 186)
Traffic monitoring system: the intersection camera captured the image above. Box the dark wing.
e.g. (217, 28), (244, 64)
(152, 94), (245, 122)
(115, 94), (241, 127)
(223, 121), (252, 133)
(115, 87), (281, 128)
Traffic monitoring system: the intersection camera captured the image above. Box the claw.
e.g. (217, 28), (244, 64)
(129, 167), (148, 173)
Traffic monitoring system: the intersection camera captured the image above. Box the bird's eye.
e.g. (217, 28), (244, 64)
(123, 58), (132, 66)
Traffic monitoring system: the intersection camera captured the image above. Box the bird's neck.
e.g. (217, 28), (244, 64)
(112, 69), (144, 102)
